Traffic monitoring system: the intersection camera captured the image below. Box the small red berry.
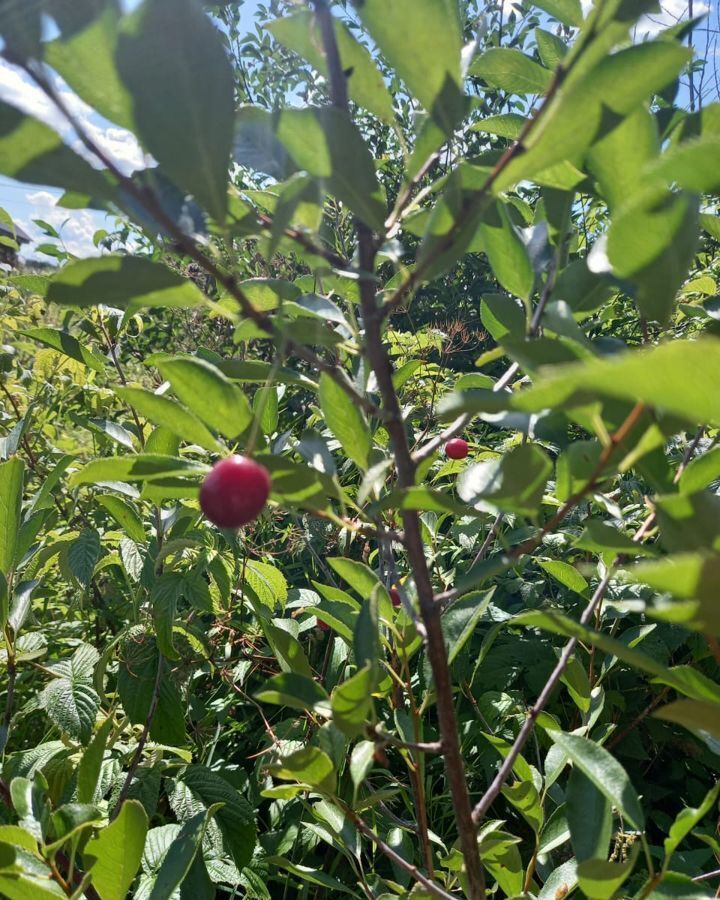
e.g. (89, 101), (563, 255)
(389, 588), (402, 608)
(317, 618), (330, 632)
(199, 455), (271, 528)
(445, 438), (469, 460)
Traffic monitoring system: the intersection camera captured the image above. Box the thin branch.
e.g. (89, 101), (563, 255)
(110, 653), (164, 821)
(471, 569), (612, 824)
(694, 869), (720, 883)
(339, 802), (462, 900)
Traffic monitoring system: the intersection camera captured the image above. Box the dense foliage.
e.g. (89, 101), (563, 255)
(1, 0), (719, 898)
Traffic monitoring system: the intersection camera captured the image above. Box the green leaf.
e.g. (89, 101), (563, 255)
(262, 621), (313, 679)
(116, 638), (186, 746)
(179, 766), (257, 871)
(270, 746), (336, 793)
(10, 775), (49, 843)
(354, 0), (462, 131)
(262, 857), (355, 894)
(501, 780), (544, 834)
(480, 293), (526, 342)
(96, 496), (145, 544)
(77, 718), (114, 805)
(147, 806), (219, 900)
(535, 28), (569, 70)
(566, 767), (612, 863)
(645, 136), (720, 194)
(268, 12), (395, 123)
(46, 256), (205, 311)
(586, 107), (658, 212)
(626, 552), (720, 635)
(517, 610), (720, 702)
(576, 848), (639, 900)
(555, 440), (603, 502)
(45, 5), (135, 132)
(497, 42), (692, 191)
(529, 0), (582, 26)
(575, 520), (652, 557)
(470, 48), (552, 94)
(255, 672), (331, 715)
(664, 781), (720, 866)
(538, 560), (588, 595)
(84, 801), (147, 900)
(276, 107), (386, 230)
(679, 447), (720, 494)
(331, 664), (375, 738)
(548, 731), (644, 829)
(40, 644), (100, 744)
(318, 372), (372, 470)
(116, 0), (234, 222)
(607, 191), (699, 324)
(512, 339), (720, 428)
(457, 444), (552, 517)
(70, 455), (205, 488)
(350, 741), (374, 797)
(155, 356), (253, 440)
(0, 458), (24, 576)
(19, 327), (107, 373)
(245, 560), (288, 612)
(445, 589), (496, 668)
(115, 386), (222, 452)
(472, 113), (528, 139)
(654, 699), (720, 741)
(67, 528), (101, 589)
(0, 101), (115, 202)
(479, 202), (535, 300)
(354, 590), (380, 675)
(253, 386), (279, 437)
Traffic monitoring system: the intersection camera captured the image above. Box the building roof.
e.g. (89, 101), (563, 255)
(0, 222), (31, 244)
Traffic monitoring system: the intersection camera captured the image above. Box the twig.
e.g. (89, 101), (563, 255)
(606, 686), (671, 751)
(694, 869), (720, 883)
(110, 653), (164, 820)
(309, 1), (485, 894)
(471, 569), (612, 824)
(339, 802), (462, 900)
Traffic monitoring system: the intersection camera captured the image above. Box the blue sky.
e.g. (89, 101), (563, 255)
(0, 0), (712, 262)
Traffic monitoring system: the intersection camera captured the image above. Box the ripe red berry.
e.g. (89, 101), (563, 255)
(317, 618), (330, 632)
(445, 438), (469, 460)
(389, 587), (402, 608)
(199, 455), (271, 528)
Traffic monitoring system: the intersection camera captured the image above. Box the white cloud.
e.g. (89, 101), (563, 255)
(17, 190), (109, 261)
(0, 57), (146, 175)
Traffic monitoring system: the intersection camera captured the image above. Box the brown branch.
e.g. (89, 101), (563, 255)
(309, 1), (485, 895)
(471, 569), (612, 824)
(339, 802), (462, 900)
(255, 211), (351, 270)
(110, 654), (164, 821)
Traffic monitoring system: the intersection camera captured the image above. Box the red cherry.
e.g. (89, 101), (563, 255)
(445, 438), (469, 460)
(389, 588), (402, 608)
(199, 455), (271, 528)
